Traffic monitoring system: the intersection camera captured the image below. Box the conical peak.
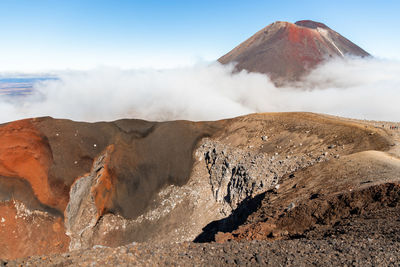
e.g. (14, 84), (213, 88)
(218, 19), (369, 84)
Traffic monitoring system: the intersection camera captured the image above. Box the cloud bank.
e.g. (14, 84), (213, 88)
(1, 57), (400, 123)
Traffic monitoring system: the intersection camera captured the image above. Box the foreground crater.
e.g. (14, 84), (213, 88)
(0, 112), (399, 265)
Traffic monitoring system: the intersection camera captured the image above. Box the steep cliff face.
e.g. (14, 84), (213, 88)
(0, 113), (394, 259)
(218, 20), (369, 84)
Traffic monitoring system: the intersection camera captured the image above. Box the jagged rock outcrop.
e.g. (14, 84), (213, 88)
(197, 138), (333, 214)
(65, 145), (115, 250)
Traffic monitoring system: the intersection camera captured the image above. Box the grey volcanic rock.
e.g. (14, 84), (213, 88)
(197, 138), (331, 213)
(65, 147), (113, 251)
(218, 20), (370, 84)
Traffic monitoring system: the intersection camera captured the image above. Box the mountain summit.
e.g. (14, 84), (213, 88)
(218, 20), (370, 84)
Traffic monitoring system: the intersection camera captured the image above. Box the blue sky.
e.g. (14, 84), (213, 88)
(1, 0), (399, 72)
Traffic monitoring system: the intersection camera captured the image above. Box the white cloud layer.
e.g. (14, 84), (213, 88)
(1, 57), (400, 123)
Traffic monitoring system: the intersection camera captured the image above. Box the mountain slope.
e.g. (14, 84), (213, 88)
(218, 20), (370, 84)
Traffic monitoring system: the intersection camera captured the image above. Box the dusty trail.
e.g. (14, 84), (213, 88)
(348, 117), (400, 160)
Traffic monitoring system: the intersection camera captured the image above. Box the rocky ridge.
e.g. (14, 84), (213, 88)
(0, 113), (399, 265)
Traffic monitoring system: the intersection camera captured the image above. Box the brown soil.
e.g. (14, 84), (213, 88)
(7, 204), (400, 266)
(215, 182), (400, 242)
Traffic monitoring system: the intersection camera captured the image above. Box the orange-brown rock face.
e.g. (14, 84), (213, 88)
(90, 145), (115, 218)
(0, 119), (71, 259)
(0, 119), (67, 211)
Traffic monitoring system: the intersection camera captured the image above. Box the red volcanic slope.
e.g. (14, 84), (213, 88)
(0, 117), (218, 259)
(218, 20), (370, 84)
(0, 119), (67, 211)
